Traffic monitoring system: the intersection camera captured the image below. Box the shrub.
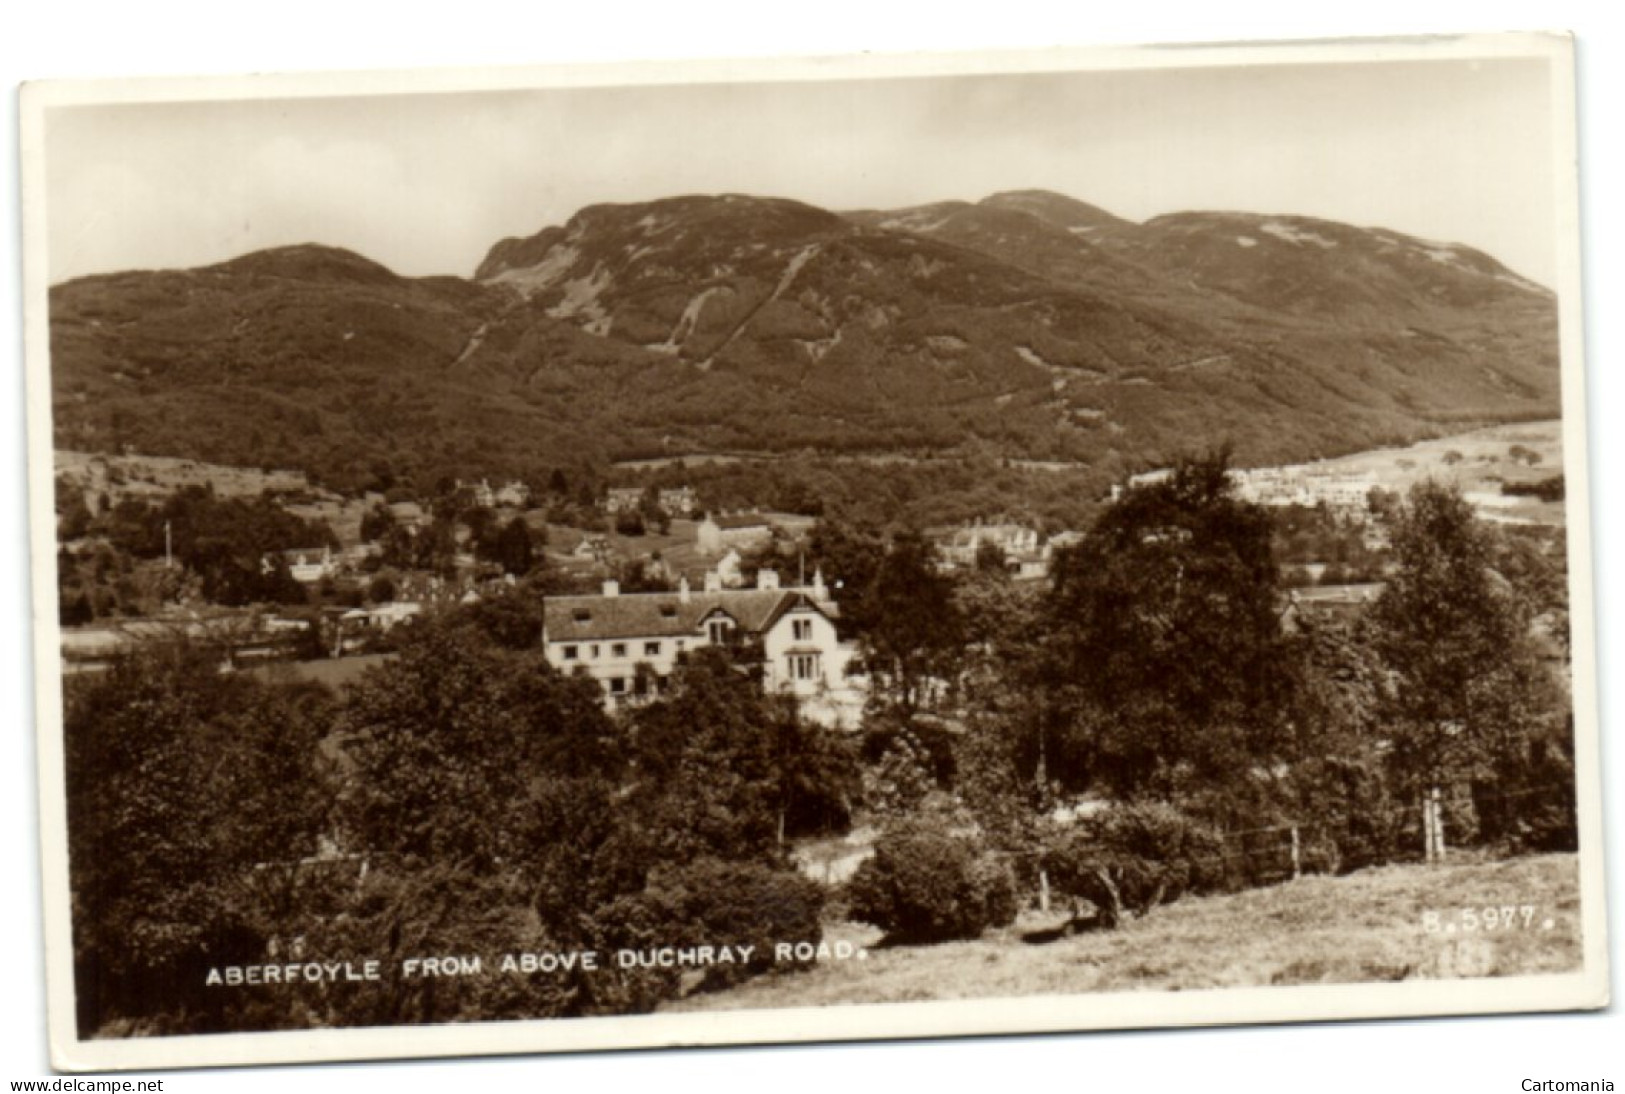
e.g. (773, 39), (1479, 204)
(1042, 802), (1227, 928)
(592, 858), (825, 994)
(847, 826), (1017, 942)
(1290, 755), (1410, 874)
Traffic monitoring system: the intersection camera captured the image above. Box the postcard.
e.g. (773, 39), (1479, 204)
(18, 30), (1607, 1072)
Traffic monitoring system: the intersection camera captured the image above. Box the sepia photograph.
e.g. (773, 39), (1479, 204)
(10, 20), (1614, 1079)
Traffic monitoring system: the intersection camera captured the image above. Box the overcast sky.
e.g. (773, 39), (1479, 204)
(42, 51), (1561, 286)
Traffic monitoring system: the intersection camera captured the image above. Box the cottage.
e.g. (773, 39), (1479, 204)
(542, 568), (861, 726)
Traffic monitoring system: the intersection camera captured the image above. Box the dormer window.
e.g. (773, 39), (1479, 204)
(573, 608), (592, 623)
(707, 619), (733, 645)
(792, 618), (812, 642)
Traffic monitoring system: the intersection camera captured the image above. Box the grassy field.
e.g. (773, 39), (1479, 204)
(666, 853), (1582, 1011)
(1287, 419), (1566, 527)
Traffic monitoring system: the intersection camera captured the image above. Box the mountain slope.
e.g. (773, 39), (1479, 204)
(49, 190), (1560, 498)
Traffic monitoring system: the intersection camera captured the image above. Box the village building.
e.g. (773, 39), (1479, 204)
(541, 568), (862, 726)
(604, 487), (646, 514)
(387, 500), (427, 530)
(263, 546), (337, 584)
(928, 521), (1065, 578)
(696, 512), (774, 555)
(455, 479), (498, 509)
(658, 486), (698, 517)
(494, 480), (532, 508)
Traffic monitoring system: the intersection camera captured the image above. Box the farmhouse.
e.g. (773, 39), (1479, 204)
(542, 568), (862, 726)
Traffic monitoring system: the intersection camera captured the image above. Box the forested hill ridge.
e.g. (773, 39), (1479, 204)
(51, 189), (1558, 498)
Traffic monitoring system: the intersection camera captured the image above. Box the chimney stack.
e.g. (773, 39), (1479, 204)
(678, 575), (691, 604)
(602, 579), (620, 598)
(756, 569), (780, 590)
(704, 570), (722, 593)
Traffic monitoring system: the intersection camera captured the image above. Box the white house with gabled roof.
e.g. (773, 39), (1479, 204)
(541, 567), (861, 726)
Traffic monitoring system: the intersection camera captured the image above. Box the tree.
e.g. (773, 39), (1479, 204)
(493, 515), (536, 576)
(1367, 482), (1569, 847)
(805, 518), (886, 637)
(359, 501), (396, 543)
(627, 648), (855, 858)
(862, 530), (964, 718)
(1044, 451), (1293, 801)
(63, 640), (333, 1034)
(339, 621), (621, 865)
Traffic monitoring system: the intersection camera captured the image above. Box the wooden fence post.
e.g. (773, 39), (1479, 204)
(1290, 825), (1301, 880)
(1431, 786), (1446, 862)
(1422, 792), (1435, 864)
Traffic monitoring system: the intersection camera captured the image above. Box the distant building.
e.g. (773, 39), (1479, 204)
(604, 487), (646, 514)
(929, 522), (1042, 571)
(387, 501), (427, 530)
(494, 480), (532, 508)
(658, 486), (698, 517)
(571, 534), (611, 562)
(542, 568), (861, 726)
(335, 601), (423, 653)
(696, 512), (774, 555)
(264, 546), (337, 584)
(457, 479), (497, 509)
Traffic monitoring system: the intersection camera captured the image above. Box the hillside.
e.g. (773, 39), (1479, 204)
(665, 853), (1581, 1012)
(49, 189), (1560, 497)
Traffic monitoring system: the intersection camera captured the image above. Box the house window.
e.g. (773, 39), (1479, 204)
(589, 644), (600, 659)
(645, 641), (661, 656)
(792, 618), (812, 641)
(707, 619), (732, 645)
(790, 653), (821, 681)
(561, 645), (579, 661)
(609, 677), (626, 695)
(611, 642), (627, 658)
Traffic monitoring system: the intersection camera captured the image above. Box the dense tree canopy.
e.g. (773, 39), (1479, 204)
(1044, 452), (1293, 799)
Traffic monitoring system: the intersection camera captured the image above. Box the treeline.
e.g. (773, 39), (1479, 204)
(603, 454), (1115, 533)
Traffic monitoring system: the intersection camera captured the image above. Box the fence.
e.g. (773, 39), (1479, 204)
(1169, 779), (1577, 886)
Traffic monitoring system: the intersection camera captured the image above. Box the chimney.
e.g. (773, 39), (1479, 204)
(602, 579), (620, 598)
(756, 569), (780, 590)
(811, 566), (827, 599)
(678, 575), (691, 604)
(704, 570), (722, 593)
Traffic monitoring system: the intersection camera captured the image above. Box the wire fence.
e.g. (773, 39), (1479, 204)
(999, 778), (1576, 891)
(1137, 779), (1576, 883)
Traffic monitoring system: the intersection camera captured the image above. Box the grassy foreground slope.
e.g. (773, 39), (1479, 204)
(666, 854), (1582, 1010)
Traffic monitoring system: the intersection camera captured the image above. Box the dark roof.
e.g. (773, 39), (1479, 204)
(544, 588), (834, 643)
(707, 512), (773, 530)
